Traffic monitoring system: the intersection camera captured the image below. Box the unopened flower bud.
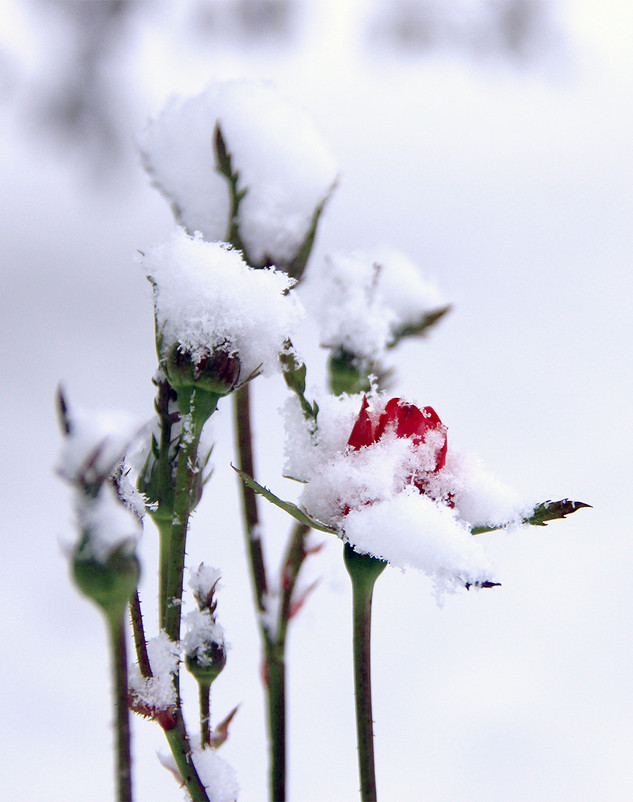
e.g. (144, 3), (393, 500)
(328, 347), (372, 396)
(72, 540), (139, 623)
(185, 641), (227, 685)
(165, 344), (241, 398)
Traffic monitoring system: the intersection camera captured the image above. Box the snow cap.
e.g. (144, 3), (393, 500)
(139, 80), (338, 269)
(144, 228), (304, 381)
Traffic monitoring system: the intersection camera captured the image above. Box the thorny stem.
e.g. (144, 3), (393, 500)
(199, 681), (212, 748)
(107, 612), (133, 802)
(234, 383), (292, 802)
(129, 589), (152, 679)
(164, 385), (219, 643)
(153, 379), (178, 626)
(266, 647), (286, 802)
(164, 713), (211, 802)
(160, 390), (218, 802)
(344, 544), (387, 802)
(234, 384), (268, 611)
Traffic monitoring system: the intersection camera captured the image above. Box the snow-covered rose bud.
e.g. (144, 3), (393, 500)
(144, 230), (304, 399)
(184, 565), (227, 686)
(140, 81), (338, 275)
(185, 639), (227, 686)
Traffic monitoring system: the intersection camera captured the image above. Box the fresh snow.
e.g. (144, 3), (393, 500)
(182, 608), (226, 664)
(316, 249), (445, 360)
(74, 485), (142, 562)
(57, 403), (145, 561)
(284, 392), (533, 593)
(139, 80), (338, 267)
(128, 632), (180, 713)
(158, 740), (239, 802)
(143, 228), (304, 380)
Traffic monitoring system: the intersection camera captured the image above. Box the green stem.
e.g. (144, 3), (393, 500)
(156, 517), (172, 628)
(344, 544), (387, 802)
(164, 388), (218, 643)
(235, 384), (290, 801)
(266, 646), (286, 802)
(107, 613), (133, 802)
(234, 384), (268, 610)
(164, 714), (210, 801)
(199, 682), (212, 748)
(129, 589), (152, 679)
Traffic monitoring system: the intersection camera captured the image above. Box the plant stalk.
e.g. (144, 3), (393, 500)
(234, 383), (289, 801)
(164, 713), (211, 801)
(107, 612), (133, 802)
(129, 589), (152, 679)
(344, 544), (387, 802)
(199, 681), (212, 748)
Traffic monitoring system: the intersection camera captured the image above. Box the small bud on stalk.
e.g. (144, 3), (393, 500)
(165, 343), (241, 424)
(186, 641), (227, 685)
(73, 538), (140, 624)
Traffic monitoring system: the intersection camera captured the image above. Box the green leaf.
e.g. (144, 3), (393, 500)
(524, 499), (592, 526)
(471, 498), (591, 535)
(284, 179), (337, 281)
(388, 304), (453, 347)
(213, 123), (248, 255)
(232, 467), (338, 534)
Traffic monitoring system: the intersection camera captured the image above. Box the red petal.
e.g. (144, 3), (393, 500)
(347, 396), (375, 450)
(376, 399), (447, 471)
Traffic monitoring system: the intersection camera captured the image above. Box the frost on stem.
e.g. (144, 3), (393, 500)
(139, 80), (338, 272)
(128, 632), (179, 730)
(142, 229), (304, 387)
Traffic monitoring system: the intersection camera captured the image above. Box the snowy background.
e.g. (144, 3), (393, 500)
(2, 1), (633, 800)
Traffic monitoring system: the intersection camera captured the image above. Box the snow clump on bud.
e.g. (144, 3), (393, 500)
(139, 80), (338, 269)
(143, 228), (304, 382)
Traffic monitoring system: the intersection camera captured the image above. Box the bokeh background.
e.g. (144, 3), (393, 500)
(2, 1), (632, 800)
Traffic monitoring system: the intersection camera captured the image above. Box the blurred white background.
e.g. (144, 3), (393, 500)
(2, 1), (632, 800)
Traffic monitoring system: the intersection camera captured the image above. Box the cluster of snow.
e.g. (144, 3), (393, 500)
(315, 249), (445, 360)
(343, 490), (493, 593)
(183, 565), (227, 663)
(283, 393), (533, 593)
(57, 403), (144, 561)
(189, 744), (240, 802)
(182, 608), (226, 664)
(139, 80), (338, 267)
(128, 632), (180, 714)
(189, 563), (222, 606)
(57, 404), (143, 486)
(143, 229), (304, 380)
(74, 486), (142, 562)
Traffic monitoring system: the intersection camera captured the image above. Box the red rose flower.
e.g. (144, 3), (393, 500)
(347, 396), (447, 497)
